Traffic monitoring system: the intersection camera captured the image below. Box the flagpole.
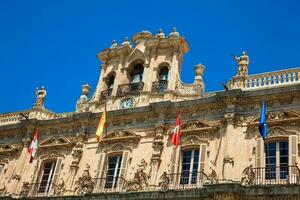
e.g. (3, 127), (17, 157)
(104, 96), (108, 181)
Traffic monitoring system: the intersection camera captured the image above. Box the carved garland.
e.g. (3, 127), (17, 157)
(0, 144), (17, 155)
(248, 110), (300, 126)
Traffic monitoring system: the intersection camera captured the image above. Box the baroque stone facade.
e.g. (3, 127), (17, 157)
(0, 28), (300, 200)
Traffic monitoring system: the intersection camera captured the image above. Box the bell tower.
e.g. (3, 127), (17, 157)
(90, 28), (204, 111)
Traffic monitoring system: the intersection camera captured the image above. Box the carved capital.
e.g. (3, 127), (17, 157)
(22, 137), (31, 147)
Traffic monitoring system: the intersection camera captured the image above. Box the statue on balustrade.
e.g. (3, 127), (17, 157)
(34, 86), (47, 108)
(233, 51), (249, 76)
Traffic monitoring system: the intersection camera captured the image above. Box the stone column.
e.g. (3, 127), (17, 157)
(222, 113), (236, 181)
(168, 46), (180, 91)
(148, 124), (164, 188)
(7, 137), (31, 195)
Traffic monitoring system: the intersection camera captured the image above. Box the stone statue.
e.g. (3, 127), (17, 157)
(158, 172), (169, 190)
(76, 84), (91, 112)
(20, 182), (30, 197)
(74, 165), (94, 194)
(241, 165), (255, 185)
(53, 180), (65, 196)
(233, 51), (249, 76)
(34, 86), (47, 108)
(125, 159), (149, 191)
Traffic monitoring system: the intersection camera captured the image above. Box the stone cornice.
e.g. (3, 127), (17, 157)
(0, 84), (299, 135)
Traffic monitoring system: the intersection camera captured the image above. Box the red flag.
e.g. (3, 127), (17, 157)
(28, 129), (39, 163)
(172, 112), (181, 147)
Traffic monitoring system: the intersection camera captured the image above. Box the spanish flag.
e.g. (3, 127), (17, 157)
(96, 111), (106, 142)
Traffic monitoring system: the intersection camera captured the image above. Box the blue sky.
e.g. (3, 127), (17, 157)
(0, 0), (300, 113)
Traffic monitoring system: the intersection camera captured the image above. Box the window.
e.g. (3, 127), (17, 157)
(130, 64), (144, 83)
(180, 149), (199, 185)
(265, 141), (289, 180)
(107, 74), (115, 90)
(38, 160), (56, 193)
(105, 155), (123, 189)
(159, 66), (169, 81)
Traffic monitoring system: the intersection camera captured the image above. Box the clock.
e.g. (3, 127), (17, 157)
(120, 97), (134, 109)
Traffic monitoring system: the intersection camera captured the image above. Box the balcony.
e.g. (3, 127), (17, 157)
(117, 82), (144, 97)
(100, 88), (113, 100)
(151, 80), (168, 93)
(17, 167), (300, 198)
(244, 165), (300, 186)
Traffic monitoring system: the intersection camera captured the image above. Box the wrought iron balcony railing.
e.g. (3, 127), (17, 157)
(100, 88), (113, 100)
(242, 165), (300, 186)
(151, 80), (168, 93)
(166, 171), (209, 190)
(91, 176), (127, 194)
(116, 82), (144, 97)
(20, 181), (60, 198)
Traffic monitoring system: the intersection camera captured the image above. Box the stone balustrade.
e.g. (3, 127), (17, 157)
(245, 67), (300, 89)
(0, 112), (22, 125)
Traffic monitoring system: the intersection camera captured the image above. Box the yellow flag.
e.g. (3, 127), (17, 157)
(96, 111), (106, 142)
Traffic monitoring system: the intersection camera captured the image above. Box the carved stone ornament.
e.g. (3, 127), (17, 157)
(182, 121), (205, 130)
(267, 112), (289, 121)
(175, 80), (203, 95)
(125, 159), (149, 191)
(71, 142), (84, 167)
(241, 165), (255, 185)
(207, 167), (218, 184)
(53, 180), (65, 196)
(74, 164), (94, 194)
(158, 172), (169, 190)
(102, 129), (141, 143)
(182, 135), (206, 147)
(223, 155), (234, 166)
(0, 144), (17, 155)
(76, 84), (91, 112)
(0, 185), (6, 196)
(39, 137), (71, 149)
(248, 110), (300, 126)
(180, 120), (217, 135)
(34, 86), (47, 108)
(20, 182), (30, 197)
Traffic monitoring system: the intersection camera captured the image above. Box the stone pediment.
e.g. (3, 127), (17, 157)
(182, 135), (208, 146)
(248, 110), (300, 125)
(181, 120), (217, 134)
(102, 129), (141, 143)
(39, 137), (71, 149)
(267, 127), (296, 138)
(0, 144), (17, 155)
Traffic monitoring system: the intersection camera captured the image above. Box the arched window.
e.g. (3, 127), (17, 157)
(130, 64), (144, 83)
(107, 73), (115, 90)
(159, 66), (169, 81)
(152, 65), (169, 93)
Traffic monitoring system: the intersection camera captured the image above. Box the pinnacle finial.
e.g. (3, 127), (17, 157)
(110, 40), (118, 49)
(169, 27), (179, 37)
(122, 37), (131, 46)
(156, 28), (165, 38)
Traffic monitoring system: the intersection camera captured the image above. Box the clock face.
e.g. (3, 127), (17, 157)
(120, 98), (134, 109)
